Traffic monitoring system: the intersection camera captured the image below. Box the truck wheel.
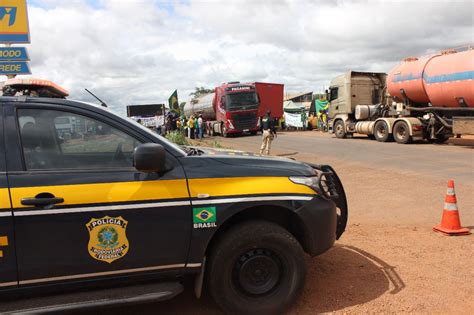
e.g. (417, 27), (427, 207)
(374, 121), (392, 142)
(222, 125), (228, 137)
(434, 133), (450, 144)
(334, 120), (346, 138)
(393, 121), (412, 144)
(207, 221), (306, 315)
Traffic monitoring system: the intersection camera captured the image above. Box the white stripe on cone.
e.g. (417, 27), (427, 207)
(446, 188), (455, 196)
(444, 202), (458, 211)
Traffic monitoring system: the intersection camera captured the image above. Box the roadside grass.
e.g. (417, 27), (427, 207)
(165, 131), (188, 146)
(187, 137), (229, 149)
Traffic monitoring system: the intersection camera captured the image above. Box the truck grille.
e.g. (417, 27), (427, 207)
(232, 112), (257, 130)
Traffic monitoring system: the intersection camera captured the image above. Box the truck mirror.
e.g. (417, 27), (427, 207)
(133, 143), (166, 173)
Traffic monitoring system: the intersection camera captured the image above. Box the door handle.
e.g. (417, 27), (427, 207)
(21, 195), (64, 207)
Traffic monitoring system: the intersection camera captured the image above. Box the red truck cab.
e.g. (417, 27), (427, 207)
(212, 82), (260, 136)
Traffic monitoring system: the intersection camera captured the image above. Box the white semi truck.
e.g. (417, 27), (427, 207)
(327, 48), (474, 144)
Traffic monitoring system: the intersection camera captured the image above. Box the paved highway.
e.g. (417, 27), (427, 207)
(217, 131), (474, 186)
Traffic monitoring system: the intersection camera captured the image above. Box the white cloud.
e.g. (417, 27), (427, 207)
(11, 0), (473, 115)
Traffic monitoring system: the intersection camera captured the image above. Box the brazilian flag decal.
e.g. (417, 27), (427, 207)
(193, 207), (217, 229)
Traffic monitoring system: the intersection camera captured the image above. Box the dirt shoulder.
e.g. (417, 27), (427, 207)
(214, 134), (474, 314)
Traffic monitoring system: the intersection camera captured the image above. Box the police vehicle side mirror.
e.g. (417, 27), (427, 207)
(133, 143), (166, 173)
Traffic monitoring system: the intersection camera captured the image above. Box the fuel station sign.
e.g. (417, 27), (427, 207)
(0, 0), (30, 43)
(0, 47), (29, 60)
(0, 0), (31, 76)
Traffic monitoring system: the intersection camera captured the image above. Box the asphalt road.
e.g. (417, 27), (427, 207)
(217, 131), (474, 186)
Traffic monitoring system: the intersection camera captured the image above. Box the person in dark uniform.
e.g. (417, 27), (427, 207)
(260, 110), (276, 155)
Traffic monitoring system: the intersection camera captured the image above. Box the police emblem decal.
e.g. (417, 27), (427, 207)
(193, 207), (217, 229)
(86, 216), (129, 263)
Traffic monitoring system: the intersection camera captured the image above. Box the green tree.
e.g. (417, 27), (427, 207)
(189, 87), (214, 99)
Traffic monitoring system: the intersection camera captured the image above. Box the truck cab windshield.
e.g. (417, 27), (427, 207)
(226, 92), (258, 111)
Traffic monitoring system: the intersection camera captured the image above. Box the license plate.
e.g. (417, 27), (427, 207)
(243, 129), (249, 132)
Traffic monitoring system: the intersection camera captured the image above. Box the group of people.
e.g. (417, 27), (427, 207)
(307, 110), (328, 131)
(149, 112), (206, 140)
(185, 114), (205, 139)
(280, 109), (328, 131)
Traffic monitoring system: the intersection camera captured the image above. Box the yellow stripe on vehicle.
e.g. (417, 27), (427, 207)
(0, 188), (11, 209)
(10, 179), (189, 208)
(188, 177), (316, 198)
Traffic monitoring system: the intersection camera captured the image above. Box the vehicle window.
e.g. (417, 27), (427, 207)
(18, 109), (142, 170)
(330, 87), (339, 101)
(226, 92), (258, 111)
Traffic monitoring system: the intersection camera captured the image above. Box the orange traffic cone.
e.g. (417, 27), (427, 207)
(433, 180), (470, 236)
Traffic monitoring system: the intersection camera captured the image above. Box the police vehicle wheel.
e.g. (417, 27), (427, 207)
(393, 121), (412, 144)
(207, 221), (306, 314)
(334, 120), (346, 138)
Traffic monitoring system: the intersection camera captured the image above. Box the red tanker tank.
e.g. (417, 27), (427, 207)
(387, 49), (474, 108)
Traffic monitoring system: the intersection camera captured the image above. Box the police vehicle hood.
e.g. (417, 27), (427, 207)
(180, 146), (316, 178)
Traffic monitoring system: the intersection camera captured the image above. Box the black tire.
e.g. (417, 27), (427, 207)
(368, 134), (376, 140)
(374, 120), (392, 142)
(393, 121), (412, 144)
(207, 221), (306, 315)
(334, 120), (346, 139)
(434, 133), (450, 144)
(222, 125), (228, 138)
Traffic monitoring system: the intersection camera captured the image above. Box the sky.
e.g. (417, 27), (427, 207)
(14, 0), (474, 115)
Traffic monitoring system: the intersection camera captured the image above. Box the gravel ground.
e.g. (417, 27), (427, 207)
(215, 132), (473, 314)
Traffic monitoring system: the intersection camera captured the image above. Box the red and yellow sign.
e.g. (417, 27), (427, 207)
(0, 0), (30, 43)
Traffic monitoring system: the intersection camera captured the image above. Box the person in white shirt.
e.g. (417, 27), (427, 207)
(197, 114), (204, 139)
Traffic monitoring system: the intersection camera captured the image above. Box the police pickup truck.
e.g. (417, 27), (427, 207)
(0, 79), (347, 314)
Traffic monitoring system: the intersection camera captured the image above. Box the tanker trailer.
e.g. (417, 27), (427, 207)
(183, 82), (260, 137)
(327, 48), (474, 144)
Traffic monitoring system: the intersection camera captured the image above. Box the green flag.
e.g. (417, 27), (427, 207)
(168, 90), (179, 111)
(316, 99), (329, 112)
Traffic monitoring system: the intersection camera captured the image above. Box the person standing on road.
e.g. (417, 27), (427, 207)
(260, 110), (276, 155)
(194, 116), (199, 139)
(187, 116), (195, 139)
(197, 114), (204, 140)
(301, 110), (307, 131)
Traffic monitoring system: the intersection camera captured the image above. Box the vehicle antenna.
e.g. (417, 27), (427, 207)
(84, 88), (108, 108)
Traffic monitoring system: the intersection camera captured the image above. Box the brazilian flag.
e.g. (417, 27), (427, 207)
(316, 99), (329, 112)
(168, 90), (179, 112)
